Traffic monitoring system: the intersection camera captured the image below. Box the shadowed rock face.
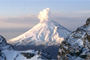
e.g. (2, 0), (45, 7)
(21, 52), (35, 59)
(14, 50), (51, 60)
(58, 17), (90, 60)
(86, 17), (90, 25)
(0, 35), (7, 45)
(13, 45), (59, 59)
(0, 35), (13, 50)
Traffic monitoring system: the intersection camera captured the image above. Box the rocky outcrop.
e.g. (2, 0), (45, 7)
(0, 35), (52, 60)
(37, 50), (51, 59)
(0, 35), (7, 44)
(0, 35), (13, 50)
(0, 35), (13, 60)
(14, 50), (51, 60)
(58, 17), (90, 60)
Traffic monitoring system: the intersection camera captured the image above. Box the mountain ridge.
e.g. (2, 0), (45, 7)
(58, 17), (90, 60)
(8, 20), (70, 46)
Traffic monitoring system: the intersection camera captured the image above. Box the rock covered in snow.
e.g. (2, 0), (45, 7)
(14, 50), (51, 60)
(0, 35), (7, 45)
(0, 35), (52, 60)
(2, 49), (51, 60)
(86, 17), (90, 25)
(0, 51), (6, 60)
(58, 17), (90, 60)
(0, 35), (13, 50)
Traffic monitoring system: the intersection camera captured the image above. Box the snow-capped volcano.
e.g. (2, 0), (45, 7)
(8, 20), (70, 46)
(8, 8), (70, 47)
(7, 8), (71, 59)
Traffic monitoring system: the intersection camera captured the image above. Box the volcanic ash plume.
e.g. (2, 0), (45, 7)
(38, 8), (51, 23)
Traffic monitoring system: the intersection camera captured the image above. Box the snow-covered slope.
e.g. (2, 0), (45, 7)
(0, 51), (6, 60)
(58, 17), (90, 60)
(2, 49), (51, 60)
(8, 20), (70, 46)
(8, 20), (70, 59)
(0, 35), (51, 60)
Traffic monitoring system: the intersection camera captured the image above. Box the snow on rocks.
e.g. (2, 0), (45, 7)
(0, 51), (6, 60)
(0, 35), (7, 45)
(14, 50), (51, 60)
(2, 49), (51, 60)
(0, 35), (52, 60)
(0, 35), (13, 50)
(58, 17), (90, 60)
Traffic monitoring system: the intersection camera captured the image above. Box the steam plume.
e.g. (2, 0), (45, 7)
(38, 8), (51, 23)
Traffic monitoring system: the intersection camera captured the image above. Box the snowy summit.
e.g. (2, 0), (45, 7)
(8, 8), (70, 47)
(8, 20), (70, 47)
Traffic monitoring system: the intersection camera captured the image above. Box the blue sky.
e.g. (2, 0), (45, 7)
(0, 0), (90, 18)
(0, 0), (90, 40)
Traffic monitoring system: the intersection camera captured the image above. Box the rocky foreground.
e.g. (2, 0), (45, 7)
(0, 35), (51, 60)
(58, 17), (90, 60)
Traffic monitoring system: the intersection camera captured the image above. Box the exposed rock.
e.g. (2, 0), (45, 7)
(86, 17), (90, 25)
(14, 50), (51, 60)
(21, 52), (35, 59)
(0, 35), (13, 50)
(0, 35), (7, 45)
(0, 35), (52, 60)
(37, 50), (51, 59)
(58, 17), (90, 60)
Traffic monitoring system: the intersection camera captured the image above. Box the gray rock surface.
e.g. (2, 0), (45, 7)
(58, 17), (90, 60)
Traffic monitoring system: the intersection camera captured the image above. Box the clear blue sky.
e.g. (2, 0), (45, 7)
(0, 0), (90, 40)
